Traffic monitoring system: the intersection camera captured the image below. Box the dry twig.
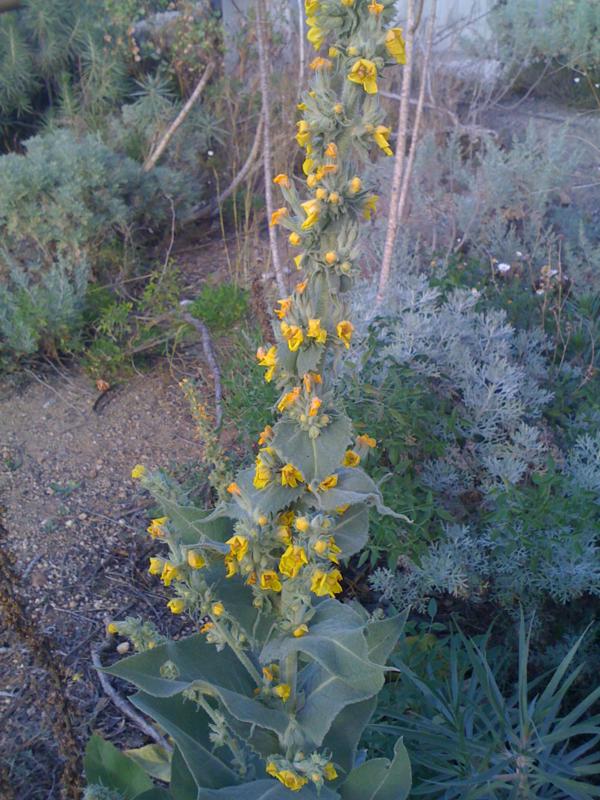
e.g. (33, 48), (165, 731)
(91, 642), (172, 752)
(181, 309), (223, 428)
(143, 62), (215, 172)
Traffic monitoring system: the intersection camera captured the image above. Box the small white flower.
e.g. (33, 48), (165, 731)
(207, 149), (214, 157)
(516, 251), (523, 258)
(536, 288), (545, 295)
(497, 262), (511, 273)
(573, 77), (581, 84)
(471, 288), (480, 298)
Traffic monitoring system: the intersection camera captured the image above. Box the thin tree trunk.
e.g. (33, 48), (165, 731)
(397, 2), (436, 225)
(255, 0), (287, 296)
(375, 0), (416, 308)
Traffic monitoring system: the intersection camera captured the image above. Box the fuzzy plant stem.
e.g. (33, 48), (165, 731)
(255, 0), (287, 296)
(375, 0), (416, 309)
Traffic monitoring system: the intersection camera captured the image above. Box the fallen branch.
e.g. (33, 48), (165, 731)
(91, 643), (172, 752)
(143, 62), (215, 172)
(181, 309), (223, 429)
(188, 113), (265, 221)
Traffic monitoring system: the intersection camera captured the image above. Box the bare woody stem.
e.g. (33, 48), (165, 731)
(397, 1), (436, 225)
(375, 0), (416, 308)
(255, 0), (287, 296)
(143, 62), (215, 172)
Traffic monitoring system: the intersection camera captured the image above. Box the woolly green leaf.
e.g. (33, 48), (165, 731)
(315, 469), (408, 519)
(170, 746), (197, 800)
(124, 743), (171, 783)
(340, 738), (412, 800)
(261, 601), (386, 744)
(272, 414), (352, 484)
(237, 466), (305, 514)
(84, 735), (153, 799)
(131, 693), (239, 790)
(328, 503), (369, 559)
(197, 780), (339, 799)
(156, 499), (233, 548)
(108, 635), (288, 735)
(297, 344), (323, 376)
(365, 610), (408, 666)
(322, 697), (377, 777)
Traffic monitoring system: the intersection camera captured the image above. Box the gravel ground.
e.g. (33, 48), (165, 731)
(0, 363), (205, 799)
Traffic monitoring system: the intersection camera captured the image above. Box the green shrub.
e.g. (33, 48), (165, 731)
(0, 128), (184, 364)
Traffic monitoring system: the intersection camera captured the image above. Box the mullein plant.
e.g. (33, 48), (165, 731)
(85, 2), (411, 798)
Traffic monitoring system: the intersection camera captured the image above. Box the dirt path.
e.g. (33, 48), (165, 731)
(0, 364), (204, 799)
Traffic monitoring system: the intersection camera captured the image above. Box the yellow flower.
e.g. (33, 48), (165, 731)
(275, 297), (292, 320)
(307, 24), (325, 50)
(277, 771), (308, 791)
(295, 516), (310, 532)
(226, 535), (248, 562)
(348, 58), (378, 94)
(305, 0), (319, 13)
(307, 318), (327, 344)
(270, 207), (288, 226)
(253, 462), (272, 490)
(301, 198), (320, 230)
(324, 763), (338, 781)
(324, 141), (337, 158)
(187, 550), (206, 569)
(333, 102), (344, 114)
(281, 322), (304, 351)
(293, 624), (309, 637)
(224, 554), (237, 578)
(325, 250), (337, 265)
(277, 525), (293, 545)
(310, 56), (333, 70)
(342, 449), (361, 467)
(337, 320), (354, 348)
(349, 176), (362, 194)
(161, 562), (180, 587)
(319, 474), (338, 491)
(263, 664), (276, 682)
(303, 157), (315, 176)
(212, 602), (224, 617)
(368, 0), (384, 13)
(294, 254), (304, 270)
(328, 191), (340, 204)
(308, 396), (322, 417)
(147, 516), (167, 538)
(131, 464), (146, 479)
(281, 463), (305, 488)
(279, 510), (295, 526)
(148, 557), (162, 575)
(296, 279), (308, 294)
(315, 187), (328, 201)
(289, 231), (301, 246)
(363, 194), (378, 220)
(341, 0), (353, 5)
(327, 536), (342, 564)
(274, 683), (291, 702)
(260, 570), (283, 592)
(296, 120), (311, 148)
(314, 539), (328, 555)
(311, 568), (343, 597)
(246, 571), (257, 586)
(278, 386), (301, 412)
(373, 125), (393, 156)
(279, 544), (309, 578)
(306, 173), (319, 188)
(357, 433), (377, 448)
(167, 598), (185, 614)
(257, 514), (268, 526)
(227, 482), (241, 496)
(258, 424), (274, 445)
(328, 45), (339, 57)
(385, 27), (407, 64)
(266, 761), (279, 777)
(273, 173), (290, 189)
(107, 622), (118, 635)
(303, 371), (321, 392)
(257, 345), (277, 382)
(200, 621), (214, 633)
(336, 504), (350, 515)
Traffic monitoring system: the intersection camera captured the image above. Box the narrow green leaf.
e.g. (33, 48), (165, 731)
(84, 734), (153, 800)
